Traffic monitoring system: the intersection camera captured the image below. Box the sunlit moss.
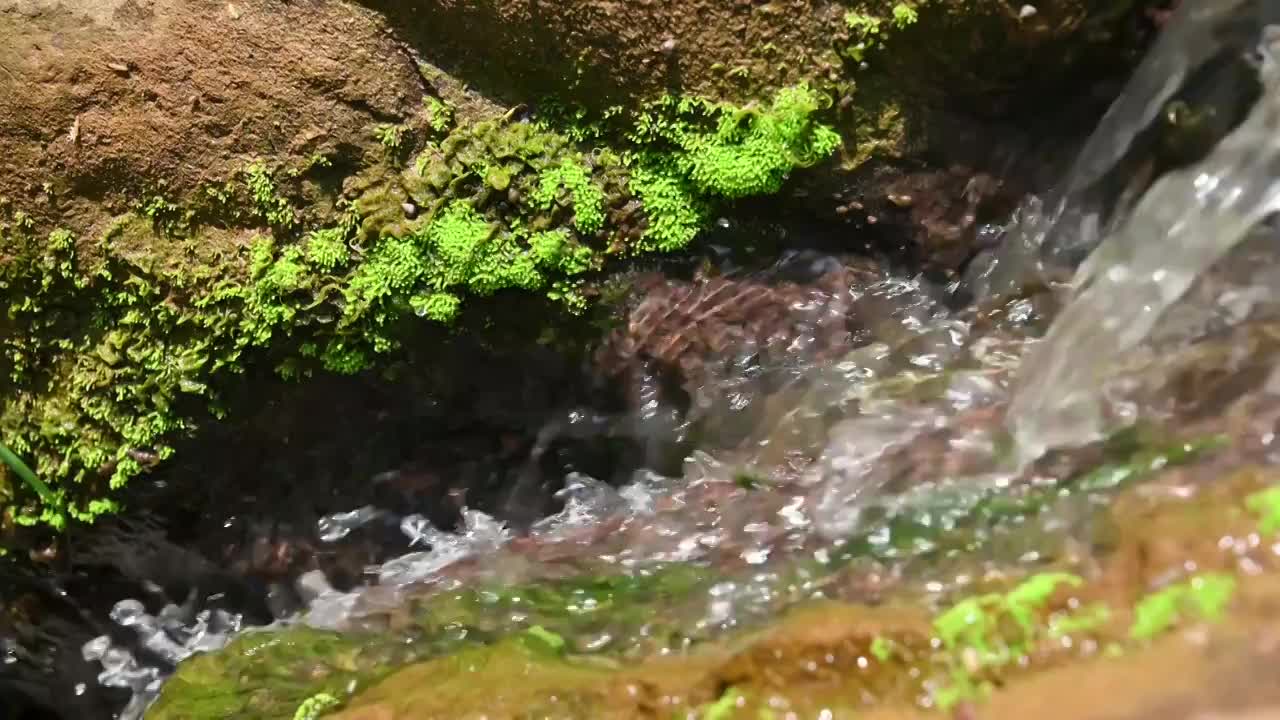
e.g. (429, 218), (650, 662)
(531, 158), (607, 234)
(304, 227), (350, 272)
(624, 84), (839, 252)
(1129, 573), (1236, 641)
(931, 573), (1083, 709)
(243, 161), (296, 228)
(675, 85), (840, 199)
(424, 96), (453, 133)
(1246, 485), (1280, 534)
(374, 123), (405, 152)
(292, 693), (340, 720)
(1, 84), (840, 529)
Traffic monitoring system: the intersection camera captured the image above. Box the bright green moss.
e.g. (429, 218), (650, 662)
(304, 227), (350, 272)
(624, 84), (838, 251)
(843, 3), (921, 63)
(1129, 573), (1236, 641)
(2, 84), (840, 531)
(410, 292), (462, 323)
(243, 161), (295, 228)
(422, 201), (496, 288)
(425, 97), (453, 133)
(891, 3), (919, 28)
(932, 573), (1083, 709)
(675, 85), (840, 199)
(292, 693), (340, 720)
(344, 235), (428, 316)
(628, 163), (706, 252)
(528, 230), (594, 275)
(423, 201), (543, 295)
(318, 339), (372, 375)
(374, 124), (405, 151)
(1246, 485), (1280, 534)
(531, 158), (607, 234)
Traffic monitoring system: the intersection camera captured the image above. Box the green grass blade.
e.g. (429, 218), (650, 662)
(0, 441), (55, 503)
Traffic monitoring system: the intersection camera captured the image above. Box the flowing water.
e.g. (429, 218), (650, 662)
(65, 4), (1280, 718)
(1007, 10), (1280, 461)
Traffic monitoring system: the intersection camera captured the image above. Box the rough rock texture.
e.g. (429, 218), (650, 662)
(0, 0), (423, 237)
(0, 0), (1161, 532)
(366, 0), (1151, 112)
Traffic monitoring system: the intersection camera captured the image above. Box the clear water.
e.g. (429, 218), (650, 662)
(969, 0), (1266, 297)
(1008, 21), (1280, 462)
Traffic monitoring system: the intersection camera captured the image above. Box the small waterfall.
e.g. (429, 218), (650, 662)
(971, 0), (1265, 297)
(1007, 22), (1280, 463)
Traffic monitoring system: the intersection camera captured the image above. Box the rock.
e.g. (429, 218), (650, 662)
(0, 0), (1164, 533)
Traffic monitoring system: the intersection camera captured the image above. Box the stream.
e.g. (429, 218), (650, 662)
(14, 2), (1280, 719)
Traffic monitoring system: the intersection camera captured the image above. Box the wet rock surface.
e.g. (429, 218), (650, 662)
(5, 2), (1279, 720)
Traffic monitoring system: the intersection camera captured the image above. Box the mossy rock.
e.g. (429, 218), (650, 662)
(152, 464), (1280, 720)
(0, 67), (842, 531)
(0, 0), (1160, 533)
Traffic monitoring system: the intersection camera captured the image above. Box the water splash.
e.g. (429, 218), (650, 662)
(972, 0), (1264, 297)
(378, 508), (511, 586)
(1009, 25), (1280, 462)
(317, 505), (383, 542)
(530, 474), (629, 542)
(81, 599), (242, 720)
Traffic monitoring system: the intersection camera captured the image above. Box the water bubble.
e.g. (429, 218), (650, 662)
(81, 635), (111, 662)
(318, 505), (381, 542)
(110, 599), (146, 626)
(100, 646), (132, 674)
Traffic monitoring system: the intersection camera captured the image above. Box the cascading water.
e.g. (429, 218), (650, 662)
(1007, 17), (1280, 462)
(969, 0), (1267, 298)
(69, 4), (1280, 718)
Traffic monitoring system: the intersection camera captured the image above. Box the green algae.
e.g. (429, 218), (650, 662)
(423, 562), (715, 653)
(870, 635), (894, 662)
(152, 563), (721, 718)
(830, 431), (1226, 566)
(525, 625), (568, 654)
(326, 636), (628, 720)
(146, 626), (409, 720)
(152, 461), (1280, 719)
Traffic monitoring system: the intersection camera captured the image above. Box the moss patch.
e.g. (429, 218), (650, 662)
(0, 82), (840, 532)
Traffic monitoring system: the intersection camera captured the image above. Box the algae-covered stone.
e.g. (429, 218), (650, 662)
(0, 0), (1160, 533)
(0, 74), (843, 530)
